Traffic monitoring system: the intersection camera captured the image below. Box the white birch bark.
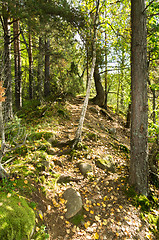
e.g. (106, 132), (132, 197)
(72, 0), (100, 148)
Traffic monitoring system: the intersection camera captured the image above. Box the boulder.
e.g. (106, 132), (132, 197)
(63, 188), (82, 219)
(95, 155), (115, 173)
(0, 192), (35, 240)
(78, 162), (93, 176)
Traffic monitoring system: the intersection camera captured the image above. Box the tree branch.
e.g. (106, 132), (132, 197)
(143, 0), (156, 13)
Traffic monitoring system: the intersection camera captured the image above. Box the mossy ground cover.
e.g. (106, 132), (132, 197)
(0, 192), (35, 240)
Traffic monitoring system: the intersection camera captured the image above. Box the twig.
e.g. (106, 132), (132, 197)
(143, 0), (156, 13)
(2, 156), (16, 166)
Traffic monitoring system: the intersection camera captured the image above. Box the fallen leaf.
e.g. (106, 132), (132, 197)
(24, 180), (28, 184)
(94, 232), (99, 239)
(84, 221), (91, 228)
(7, 193), (11, 198)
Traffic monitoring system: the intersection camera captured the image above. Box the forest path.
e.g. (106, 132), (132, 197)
(33, 97), (154, 240)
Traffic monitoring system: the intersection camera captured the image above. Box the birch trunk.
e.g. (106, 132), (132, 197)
(73, 0), (100, 148)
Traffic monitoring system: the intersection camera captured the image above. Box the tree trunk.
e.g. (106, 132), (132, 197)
(93, 62), (105, 107)
(3, 14), (13, 121)
(104, 17), (108, 110)
(130, 0), (148, 196)
(44, 39), (50, 97)
(29, 30), (33, 99)
(125, 103), (131, 128)
(73, 0), (100, 148)
(13, 19), (22, 109)
(37, 37), (44, 101)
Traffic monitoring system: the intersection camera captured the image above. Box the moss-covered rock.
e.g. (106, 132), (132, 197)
(95, 155), (115, 173)
(0, 192), (35, 240)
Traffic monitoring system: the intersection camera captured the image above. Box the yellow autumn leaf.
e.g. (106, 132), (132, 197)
(94, 232), (99, 239)
(90, 210), (94, 214)
(84, 221), (91, 228)
(59, 198), (66, 204)
(39, 213), (43, 220)
(24, 180), (28, 184)
(103, 219), (107, 225)
(95, 216), (100, 222)
(103, 196), (107, 201)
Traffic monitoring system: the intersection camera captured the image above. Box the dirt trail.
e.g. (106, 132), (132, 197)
(33, 97), (154, 240)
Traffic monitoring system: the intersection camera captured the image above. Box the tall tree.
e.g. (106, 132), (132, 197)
(130, 0), (148, 196)
(13, 19), (22, 109)
(1, 5), (13, 120)
(28, 30), (33, 99)
(44, 38), (51, 98)
(73, 0), (100, 148)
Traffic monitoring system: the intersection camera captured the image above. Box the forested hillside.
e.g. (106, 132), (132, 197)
(0, 0), (158, 239)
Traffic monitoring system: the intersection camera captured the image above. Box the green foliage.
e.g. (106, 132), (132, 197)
(148, 122), (159, 142)
(0, 178), (16, 193)
(33, 225), (49, 240)
(126, 186), (159, 235)
(5, 116), (26, 145)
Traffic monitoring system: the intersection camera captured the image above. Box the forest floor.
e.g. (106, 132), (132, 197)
(3, 96), (159, 240)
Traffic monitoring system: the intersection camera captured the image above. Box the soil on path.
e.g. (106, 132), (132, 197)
(32, 97), (155, 240)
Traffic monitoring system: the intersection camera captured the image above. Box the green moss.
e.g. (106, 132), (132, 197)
(28, 132), (54, 141)
(0, 192), (35, 240)
(84, 132), (98, 141)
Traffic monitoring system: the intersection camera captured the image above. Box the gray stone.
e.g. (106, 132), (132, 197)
(78, 162), (93, 176)
(95, 155), (115, 173)
(63, 188), (82, 219)
(109, 128), (116, 135)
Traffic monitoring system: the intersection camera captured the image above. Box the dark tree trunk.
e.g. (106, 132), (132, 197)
(44, 39), (50, 98)
(130, 0), (148, 196)
(37, 37), (44, 101)
(3, 14), (13, 120)
(93, 62), (105, 107)
(13, 19), (22, 109)
(104, 28), (108, 110)
(125, 103), (131, 128)
(29, 30), (33, 99)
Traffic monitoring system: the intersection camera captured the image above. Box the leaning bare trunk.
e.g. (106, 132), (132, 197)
(130, 0), (148, 196)
(73, 0), (100, 148)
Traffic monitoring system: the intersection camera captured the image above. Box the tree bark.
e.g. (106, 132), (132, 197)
(29, 30), (33, 99)
(13, 19), (22, 109)
(125, 103), (131, 128)
(73, 0), (100, 148)
(3, 13), (13, 121)
(130, 0), (148, 196)
(37, 37), (44, 102)
(93, 62), (105, 107)
(44, 38), (50, 97)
